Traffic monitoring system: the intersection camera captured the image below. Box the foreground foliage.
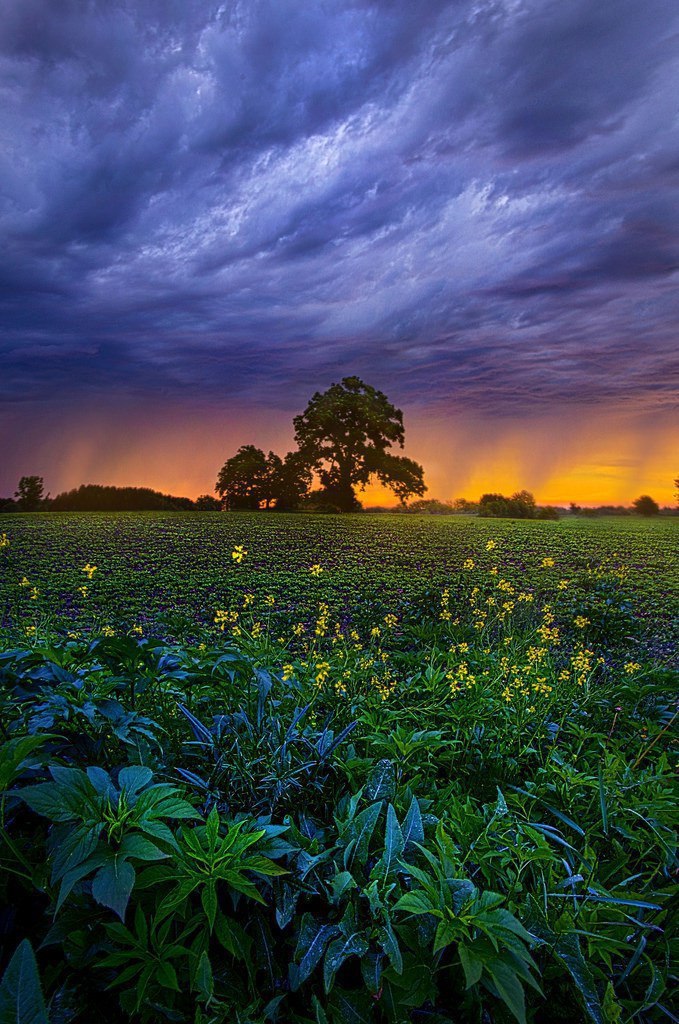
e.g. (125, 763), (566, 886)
(0, 514), (676, 1022)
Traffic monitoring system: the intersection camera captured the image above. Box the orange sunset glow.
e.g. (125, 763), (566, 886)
(3, 398), (675, 508)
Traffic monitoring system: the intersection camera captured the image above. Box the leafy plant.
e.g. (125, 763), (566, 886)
(18, 765), (197, 918)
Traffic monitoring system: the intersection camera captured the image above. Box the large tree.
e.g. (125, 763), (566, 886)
(293, 376), (426, 511)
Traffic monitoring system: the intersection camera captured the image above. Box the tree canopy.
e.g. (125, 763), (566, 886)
(215, 446), (312, 511)
(14, 476), (46, 511)
(479, 491), (537, 519)
(632, 494), (660, 517)
(293, 377), (425, 511)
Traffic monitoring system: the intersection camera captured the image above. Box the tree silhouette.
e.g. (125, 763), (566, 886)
(15, 476), (46, 511)
(215, 447), (311, 510)
(216, 446), (270, 509)
(632, 495), (660, 517)
(293, 377), (425, 511)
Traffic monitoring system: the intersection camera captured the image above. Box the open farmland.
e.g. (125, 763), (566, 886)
(0, 513), (677, 1024)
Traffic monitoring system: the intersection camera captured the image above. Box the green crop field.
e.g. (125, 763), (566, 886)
(0, 513), (677, 1024)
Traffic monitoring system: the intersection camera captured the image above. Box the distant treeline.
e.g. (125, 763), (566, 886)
(50, 484), (199, 511)
(1, 477), (674, 517)
(0, 483), (219, 513)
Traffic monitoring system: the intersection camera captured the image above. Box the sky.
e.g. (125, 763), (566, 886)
(1, 0), (677, 505)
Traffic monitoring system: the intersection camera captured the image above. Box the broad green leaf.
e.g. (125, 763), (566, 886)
(201, 881), (218, 931)
(293, 922), (340, 989)
(195, 951), (213, 1002)
(364, 760), (395, 802)
(378, 920), (403, 975)
(323, 932), (369, 994)
(401, 796), (425, 852)
(117, 766), (153, 796)
(394, 890), (434, 916)
(91, 858), (136, 919)
(459, 945), (483, 988)
(554, 933), (604, 1024)
(118, 834), (167, 862)
(343, 802), (381, 870)
(155, 961), (179, 992)
(0, 940), (48, 1024)
(486, 959), (527, 1024)
(433, 919), (457, 954)
(373, 804), (404, 881)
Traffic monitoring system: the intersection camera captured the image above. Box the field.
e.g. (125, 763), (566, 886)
(0, 513), (677, 1024)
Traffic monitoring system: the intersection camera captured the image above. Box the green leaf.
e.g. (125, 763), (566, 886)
(364, 759), (395, 802)
(486, 959), (527, 1024)
(597, 767), (609, 836)
(214, 913), (252, 962)
(554, 933), (604, 1024)
(330, 871), (357, 903)
(401, 796), (425, 852)
(343, 802), (381, 870)
(118, 834), (167, 862)
(18, 783), (77, 823)
(195, 952), (213, 1003)
(155, 961), (179, 992)
(205, 805), (220, 850)
(378, 920), (403, 975)
(373, 804), (404, 881)
(602, 982), (622, 1023)
(323, 932), (369, 994)
(433, 918), (457, 954)
(293, 921), (340, 989)
(201, 881), (218, 931)
(0, 940), (49, 1024)
(91, 858), (136, 919)
(394, 890), (434, 916)
(459, 945), (483, 989)
(0, 736), (52, 792)
(117, 766), (153, 796)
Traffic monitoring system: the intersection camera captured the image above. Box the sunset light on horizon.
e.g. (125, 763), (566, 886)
(1, 0), (677, 508)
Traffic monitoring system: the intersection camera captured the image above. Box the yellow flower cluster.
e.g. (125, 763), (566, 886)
(82, 563), (97, 579)
(309, 564), (323, 576)
(447, 661), (477, 695)
(314, 661), (331, 686)
(214, 608), (238, 631)
(315, 602), (330, 637)
(231, 545), (247, 563)
(624, 661), (641, 674)
(371, 675), (396, 700)
(570, 645), (595, 685)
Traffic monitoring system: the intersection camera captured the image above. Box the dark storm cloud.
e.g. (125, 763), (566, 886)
(1, 0), (678, 419)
